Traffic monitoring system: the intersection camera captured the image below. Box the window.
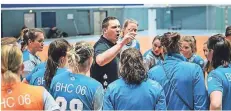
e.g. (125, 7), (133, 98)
(41, 12), (56, 28)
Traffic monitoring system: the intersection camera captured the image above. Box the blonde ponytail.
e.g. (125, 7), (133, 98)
(1, 45), (22, 84)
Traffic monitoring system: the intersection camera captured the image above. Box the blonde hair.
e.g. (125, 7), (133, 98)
(180, 36), (197, 53)
(67, 41), (94, 74)
(1, 37), (18, 45)
(121, 19), (138, 36)
(1, 45), (22, 83)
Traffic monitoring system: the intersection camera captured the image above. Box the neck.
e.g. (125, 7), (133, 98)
(103, 34), (116, 44)
(222, 61), (229, 67)
(1, 75), (21, 85)
(226, 36), (231, 42)
(78, 67), (88, 75)
(28, 47), (36, 55)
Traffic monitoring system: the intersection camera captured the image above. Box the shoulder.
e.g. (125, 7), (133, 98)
(194, 54), (204, 64)
(21, 83), (45, 93)
(107, 78), (123, 90)
(145, 79), (163, 91)
(177, 61), (203, 76)
(194, 54), (203, 60)
(208, 69), (224, 79)
(179, 61), (200, 68)
(52, 71), (69, 81)
(23, 50), (30, 61)
(148, 65), (163, 74)
(32, 68), (46, 78)
(143, 49), (152, 57)
(81, 75), (103, 87)
(94, 37), (106, 47)
(37, 62), (47, 68)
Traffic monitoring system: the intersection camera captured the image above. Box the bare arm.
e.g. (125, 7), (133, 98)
(96, 33), (135, 66)
(210, 91), (222, 110)
(96, 42), (124, 66)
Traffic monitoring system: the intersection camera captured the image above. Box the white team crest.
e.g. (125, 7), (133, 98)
(208, 77), (212, 82)
(199, 60), (203, 65)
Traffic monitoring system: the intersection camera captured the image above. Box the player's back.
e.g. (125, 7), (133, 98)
(207, 65), (231, 110)
(1, 82), (58, 110)
(30, 68), (68, 88)
(148, 54), (208, 110)
(103, 78), (166, 110)
(25, 62), (47, 83)
(50, 71), (104, 110)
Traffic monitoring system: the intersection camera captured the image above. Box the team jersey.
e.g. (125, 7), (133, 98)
(1, 82), (59, 110)
(143, 49), (163, 70)
(118, 37), (140, 53)
(103, 78), (167, 110)
(207, 64), (231, 110)
(30, 67), (68, 89)
(50, 71), (104, 110)
(26, 62), (47, 83)
(187, 54), (204, 68)
(148, 53), (208, 110)
(23, 49), (41, 77)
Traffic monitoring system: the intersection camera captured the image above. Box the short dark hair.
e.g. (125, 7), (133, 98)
(225, 25), (231, 37)
(208, 34), (231, 68)
(119, 48), (147, 85)
(102, 16), (117, 29)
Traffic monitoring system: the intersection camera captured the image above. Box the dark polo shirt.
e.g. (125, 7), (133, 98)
(90, 36), (119, 89)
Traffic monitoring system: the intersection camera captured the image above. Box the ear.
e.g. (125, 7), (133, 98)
(28, 39), (32, 44)
(59, 56), (65, 64)
(103, 28), (107, 34)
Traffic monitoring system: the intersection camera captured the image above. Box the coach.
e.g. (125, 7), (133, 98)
(90, 16), (135, 89)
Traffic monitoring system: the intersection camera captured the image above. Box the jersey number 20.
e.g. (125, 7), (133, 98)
(56, 96), (83, 111)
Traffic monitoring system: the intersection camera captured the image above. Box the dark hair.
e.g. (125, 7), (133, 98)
(161, 32), (181, 54)
(119, 48), (147, 85)
(152, 35), (162, 44)
(21, 28), (44, 50)
(44, 39), (70, 88)
(67, 41), (94, 73)
(225, 25), (231, 37)
(152, 35), (164, 60)
(102, 16), (117, 29)
(208, 34), (231, 68)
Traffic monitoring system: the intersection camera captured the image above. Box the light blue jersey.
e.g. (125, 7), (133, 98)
(30, 67), (68, 89)
(23, 49), (41, 76)
(103, 78), (167, 110)
(26, 62), (47, 82)
(118, 37), (140, 53)
(188, 54), (204, 68)
(143, 49), (163, 70)
(50, 72), (104, 110)
(207, 64), (231, 110)
(148, 53), (208, 110)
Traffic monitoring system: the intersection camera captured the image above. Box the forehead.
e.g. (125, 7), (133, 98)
(181, 41), (190, 46)
(35, 32), (45, 39)
(108, 19), (120, 26)
(153, 39), (161, 44)
(126, 22), (138, 28)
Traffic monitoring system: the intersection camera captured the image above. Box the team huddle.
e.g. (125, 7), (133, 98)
(1, 16), (231, 110)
